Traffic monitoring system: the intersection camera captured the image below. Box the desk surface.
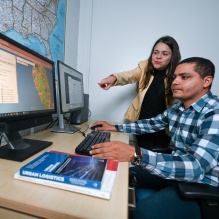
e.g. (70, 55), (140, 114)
(0, 121), (129, 219)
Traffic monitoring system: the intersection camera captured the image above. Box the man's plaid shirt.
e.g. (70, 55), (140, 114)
(115, 92), (219, 186)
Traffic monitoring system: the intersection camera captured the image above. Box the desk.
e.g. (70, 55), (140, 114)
(0, 121), (129, 219)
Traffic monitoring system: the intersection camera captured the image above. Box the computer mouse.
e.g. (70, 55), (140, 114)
(90, 124), (102, 130)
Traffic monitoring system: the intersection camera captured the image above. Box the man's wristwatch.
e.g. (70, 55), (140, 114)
(131, 145), (142, 166)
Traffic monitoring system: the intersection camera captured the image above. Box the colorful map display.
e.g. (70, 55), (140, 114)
(0, 0), (66, 61)
(32, 65), (51, 109)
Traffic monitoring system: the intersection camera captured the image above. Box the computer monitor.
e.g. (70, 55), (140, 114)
(0, 33), (56, 161)
(51, 61), (84, 133)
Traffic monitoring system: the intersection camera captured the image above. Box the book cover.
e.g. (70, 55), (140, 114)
(15, 159), (119, 200)
(19, 151), (107, 189)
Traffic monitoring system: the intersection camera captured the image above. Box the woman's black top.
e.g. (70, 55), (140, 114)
(137, 69), (170, 149)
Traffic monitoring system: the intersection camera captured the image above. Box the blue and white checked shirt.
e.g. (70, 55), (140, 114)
(115, 92), (219, 186)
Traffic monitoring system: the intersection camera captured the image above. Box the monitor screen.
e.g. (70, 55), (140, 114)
(0, 33), (56, 161)
(58, 61), (84, 114)
(51, 61), (84, 133)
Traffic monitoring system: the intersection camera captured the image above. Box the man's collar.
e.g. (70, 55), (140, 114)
(177, 92), (212, 112)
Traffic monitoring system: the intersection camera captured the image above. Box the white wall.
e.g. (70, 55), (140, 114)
(65, 0), (80, 69)
(65, 0), (92, 95)
(73, 0), (219, 123)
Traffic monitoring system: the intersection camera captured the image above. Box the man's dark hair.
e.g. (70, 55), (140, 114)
(179, 57), (215, 78)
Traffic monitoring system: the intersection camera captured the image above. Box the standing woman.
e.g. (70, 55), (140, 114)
(98, 36), (181, 150)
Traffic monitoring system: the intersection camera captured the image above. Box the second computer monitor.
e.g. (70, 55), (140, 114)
(51, 61), (84, 133)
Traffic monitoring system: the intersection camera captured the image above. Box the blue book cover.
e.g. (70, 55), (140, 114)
(20, 151), (107, 189)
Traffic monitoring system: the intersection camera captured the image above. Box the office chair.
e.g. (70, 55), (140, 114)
(177, 181), (219, 219)
(129, 147), (219, 219)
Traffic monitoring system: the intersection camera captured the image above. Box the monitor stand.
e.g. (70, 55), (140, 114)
(0, 132), (52, 162)
(50, 114), (80, 134)
(51, 125), (80, 133)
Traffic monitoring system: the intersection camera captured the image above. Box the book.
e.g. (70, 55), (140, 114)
(19, 151), (108, 189)
(15, 151), (119, 199)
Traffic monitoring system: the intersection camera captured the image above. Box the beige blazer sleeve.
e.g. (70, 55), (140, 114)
(111, 60), (148, 86)
(109, 61), (151, 122)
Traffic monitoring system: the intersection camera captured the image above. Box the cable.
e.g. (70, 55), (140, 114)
(0, 132), (3, 146)
(42, 118), (58, 131)
(80, 125), (90, 137)
(67, 123), (86, 137)
(64, 116), (88, 137)
(88, 109), (91, 117)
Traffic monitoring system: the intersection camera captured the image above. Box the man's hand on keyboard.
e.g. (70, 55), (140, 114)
(89, 141), (135, 162)
(90, 121), (117, 132)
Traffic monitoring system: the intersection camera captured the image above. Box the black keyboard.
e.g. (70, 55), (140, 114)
(75, 131), (111, 156)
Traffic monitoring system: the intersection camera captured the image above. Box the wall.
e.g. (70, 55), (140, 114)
(75, 0), (219, 123)
(65, 0), (92, 95)
(65, 0), (80, 70)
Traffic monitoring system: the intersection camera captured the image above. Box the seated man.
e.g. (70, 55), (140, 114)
(90, 57), (219, 219)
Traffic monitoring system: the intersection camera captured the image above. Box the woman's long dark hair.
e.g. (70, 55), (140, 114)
(139, 36), (181, 104)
